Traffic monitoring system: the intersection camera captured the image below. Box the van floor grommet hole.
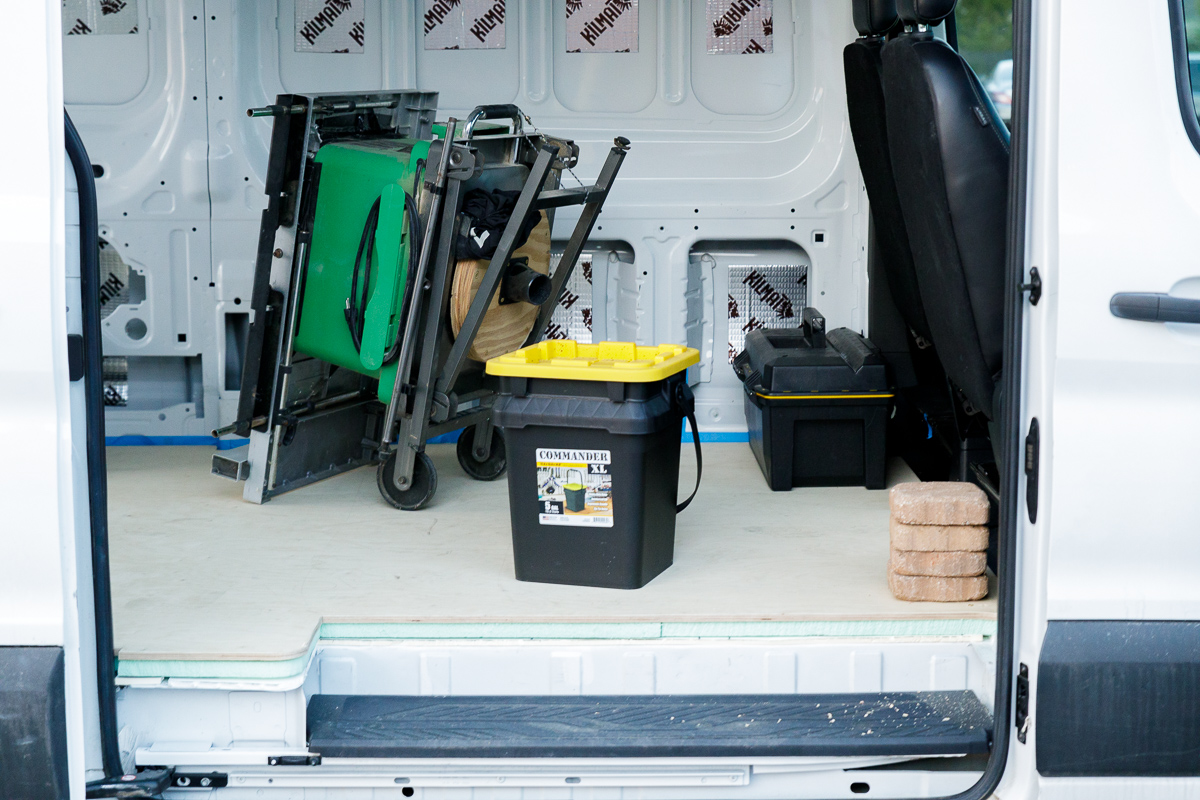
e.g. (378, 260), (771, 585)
(402, 787), (414, 797)
(850, 781), (870, 793)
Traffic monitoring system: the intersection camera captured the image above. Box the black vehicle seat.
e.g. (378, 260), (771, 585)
(843, 0), (933, 345)
(881, 0), (1009, 420)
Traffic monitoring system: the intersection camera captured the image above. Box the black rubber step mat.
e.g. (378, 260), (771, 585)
(307, 692), (992, 758)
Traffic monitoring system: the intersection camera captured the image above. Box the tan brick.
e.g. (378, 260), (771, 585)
(890, 519), (990, 552)
(889, 548), (987, 577)
(888, 571), (989, 602)
(889, 482), (989, 526)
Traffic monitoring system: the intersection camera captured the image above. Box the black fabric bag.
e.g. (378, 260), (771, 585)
(456, 189), (543, 260)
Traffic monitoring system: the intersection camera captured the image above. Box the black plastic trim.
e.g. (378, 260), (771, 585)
(1169, 0), (1200, 155)
(65, 111), (124, 780)
(1037, 621), (1200, 776)
(0, 648), (69, 800)
(939, 0), (1033, 795)
(67, 334), (84, 382)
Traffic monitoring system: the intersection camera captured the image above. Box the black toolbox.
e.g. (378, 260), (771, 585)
(734, 309), (891, 490)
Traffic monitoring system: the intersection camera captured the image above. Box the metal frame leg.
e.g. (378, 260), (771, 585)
(526, 140), (629, 344)
(470, 416), (495, 462)
(435, 146), (558, 397)
(392, 170), (467, 492)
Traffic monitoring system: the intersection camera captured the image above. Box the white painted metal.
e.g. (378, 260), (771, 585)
(1037, 777), (1200, 800)
(62, 0), (217, 439)
(1002, 1), (1200, 798)
(1036, 0), (1200, 622)
(0, 5), (95, 797)
(112, 637), (994, 796)
(301, 638), (995, 704)
(64, 0), (867, 438)
(39, 0), (1200, 796)
(146, 761), (982, 798)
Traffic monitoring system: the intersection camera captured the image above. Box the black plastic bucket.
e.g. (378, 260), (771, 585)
(493, 373), (700, 589)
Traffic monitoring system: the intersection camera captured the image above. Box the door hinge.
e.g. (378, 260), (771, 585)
(1020, 267), (1042, 305)
(1015, 663), (1030, 744)
(1024, 418), (1040, 523)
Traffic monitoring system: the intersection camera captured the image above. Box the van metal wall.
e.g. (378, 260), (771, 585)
(64, 0), (867, 438)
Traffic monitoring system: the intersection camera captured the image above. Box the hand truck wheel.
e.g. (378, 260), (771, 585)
(456, 426), (507, 481)
(377, 450), (438, 510)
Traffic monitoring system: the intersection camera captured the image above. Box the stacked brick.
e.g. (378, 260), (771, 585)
(887, 483), (989, 602)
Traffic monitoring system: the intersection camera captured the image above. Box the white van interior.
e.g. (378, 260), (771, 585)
(62, 0), (1025, 796)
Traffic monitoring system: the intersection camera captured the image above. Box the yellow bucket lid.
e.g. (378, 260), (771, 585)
(486, 340), (700, 382)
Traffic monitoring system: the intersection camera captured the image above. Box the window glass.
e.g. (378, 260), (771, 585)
(955, 0), (1015, 124)
(1185, 0), (1200, 120)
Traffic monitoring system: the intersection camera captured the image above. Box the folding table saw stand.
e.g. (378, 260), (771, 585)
(215, 92), (628, 509)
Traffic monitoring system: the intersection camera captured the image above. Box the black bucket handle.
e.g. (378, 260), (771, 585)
(674, 381), (702, 513)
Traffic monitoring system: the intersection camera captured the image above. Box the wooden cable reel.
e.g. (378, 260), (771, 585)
(449, 214), (553, 362)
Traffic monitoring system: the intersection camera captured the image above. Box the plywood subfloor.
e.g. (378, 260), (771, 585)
(107, 444), (996, 665)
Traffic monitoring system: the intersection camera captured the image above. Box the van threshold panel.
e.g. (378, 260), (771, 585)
(307, 692), (991, 758)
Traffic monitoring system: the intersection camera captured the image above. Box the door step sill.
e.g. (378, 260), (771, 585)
(307, 691), (991, 759)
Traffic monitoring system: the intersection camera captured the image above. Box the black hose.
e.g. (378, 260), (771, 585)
(345, 190), (420, 365)
(382, 191), (422, 364)
(65, 110), (124, 779)
(345, 196), (382, 352)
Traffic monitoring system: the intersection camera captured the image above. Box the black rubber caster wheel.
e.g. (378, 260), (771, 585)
(377, 450), (437, 510)
(456, 426), (507, 481)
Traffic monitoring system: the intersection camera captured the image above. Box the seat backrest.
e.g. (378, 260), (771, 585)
(881, 0), (1010, 419)
(843, 0), (933, 343)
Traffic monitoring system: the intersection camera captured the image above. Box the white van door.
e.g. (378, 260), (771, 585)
(0, 6), (95, 800)
(1022, 0), (1200, 786)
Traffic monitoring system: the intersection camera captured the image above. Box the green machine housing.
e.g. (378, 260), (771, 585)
(294, 138), (432, 402)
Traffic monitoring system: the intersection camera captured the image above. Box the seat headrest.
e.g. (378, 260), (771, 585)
(853, 0), (899, 37)
(896, 0), (957, 25)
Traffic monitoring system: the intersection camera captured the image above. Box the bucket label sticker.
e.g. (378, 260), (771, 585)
(535, 448), (614, 527)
